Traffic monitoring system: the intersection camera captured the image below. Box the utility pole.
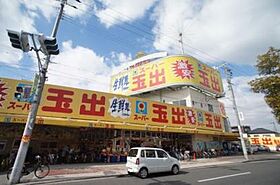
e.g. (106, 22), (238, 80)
(8, 1), (66, 184)
(179, 33), (184, 54)
(224, 65), (248, 160)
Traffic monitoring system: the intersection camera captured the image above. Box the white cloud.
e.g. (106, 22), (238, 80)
(105, 51), (132, 75)
(109, 51), (132, 64)
(0, 0), (37, 65)
(21, 0), (58, 21)
(47, 41), (111, 92)
(152, 0), (280, 64)
(21, 0), (93, 21)
(220, 76), (279, 131)
(95, 0), (157, 27)
(0, 0), (94, 66)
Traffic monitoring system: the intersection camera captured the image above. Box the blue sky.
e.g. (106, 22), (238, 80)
(0, 0), (279, 131)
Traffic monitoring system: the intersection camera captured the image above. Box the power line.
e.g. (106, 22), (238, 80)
(86, 2), (218, 62)
(44, 1), (218, 65)
(62, 14), (139, 52)
(30, 0), (259, 75)
(72, 3), (204, 57)
(0, 62), (111, 87)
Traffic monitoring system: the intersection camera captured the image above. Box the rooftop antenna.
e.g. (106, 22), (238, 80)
(179, 33), (184, 55)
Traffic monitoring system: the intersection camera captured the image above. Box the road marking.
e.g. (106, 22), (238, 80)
(20, 176), (116, 185)
(198, 172), (251, 183)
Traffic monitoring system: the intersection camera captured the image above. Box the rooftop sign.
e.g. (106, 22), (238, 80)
(110, 55), (224, 96)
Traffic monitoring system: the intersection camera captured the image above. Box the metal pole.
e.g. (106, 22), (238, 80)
(8, 1), (66, 184)
(225, 67), (248, 160)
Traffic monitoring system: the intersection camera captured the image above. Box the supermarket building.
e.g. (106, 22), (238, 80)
(0, 53), (237, 162)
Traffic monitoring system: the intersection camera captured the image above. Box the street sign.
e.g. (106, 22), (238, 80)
(14, 74), (39, 103)
(239, 112), (244, 121)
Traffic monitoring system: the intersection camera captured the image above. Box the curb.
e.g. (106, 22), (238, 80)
(242, 157), (280, 163)
(18, 174), (124, 185)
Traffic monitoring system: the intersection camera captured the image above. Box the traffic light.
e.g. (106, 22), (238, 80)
(38, 35), (59, 55)
(7, 30), (30, 52)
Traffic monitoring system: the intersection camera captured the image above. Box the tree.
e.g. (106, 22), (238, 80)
(249, 47), (280, 123)
(135, 51), (146, 59)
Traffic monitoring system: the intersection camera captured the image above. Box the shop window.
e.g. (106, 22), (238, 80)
(114, 130), (121, 137)
(157, 132), (161, 138)
(208, 104), (214, 112)
(180, 100), (186, 106)
(173, 100), (186, 106)
(132, 131), (140, 137)
(125, 131), (130, 137)
(173, 101), (180, 105)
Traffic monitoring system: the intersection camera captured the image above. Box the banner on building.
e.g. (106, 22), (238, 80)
(0, 77), (225, 132)
(110, 55), (224, 96)
(249, 136), (280, 148)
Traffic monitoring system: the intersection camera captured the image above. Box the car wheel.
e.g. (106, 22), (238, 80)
(128, 171), (133, 175)
(171, 165), (179, 175)
(138, 168), (148, 179)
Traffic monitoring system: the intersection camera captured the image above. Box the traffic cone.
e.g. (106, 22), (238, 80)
(193, 152), (196, 160)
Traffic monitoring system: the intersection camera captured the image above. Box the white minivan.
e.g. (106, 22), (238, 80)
(126, 147), (180, 178)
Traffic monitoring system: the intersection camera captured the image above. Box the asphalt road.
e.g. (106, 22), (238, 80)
(36, 159), (280, 185)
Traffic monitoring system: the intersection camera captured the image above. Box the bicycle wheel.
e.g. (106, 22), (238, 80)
(6, 168), (12, 180)
(34, 164), (50, 179)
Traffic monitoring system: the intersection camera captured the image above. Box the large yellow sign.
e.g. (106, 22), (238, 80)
(0, 77), (225, 132)
(110, 55), (224, 96)
(249, 136), (280, 149)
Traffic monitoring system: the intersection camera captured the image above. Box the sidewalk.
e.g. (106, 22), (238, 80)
(2, 153), (279, 185)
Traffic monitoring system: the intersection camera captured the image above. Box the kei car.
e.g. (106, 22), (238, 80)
(126, 147), (180, 178)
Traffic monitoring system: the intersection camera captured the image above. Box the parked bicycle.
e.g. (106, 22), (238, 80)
(7, 155), (50, 180)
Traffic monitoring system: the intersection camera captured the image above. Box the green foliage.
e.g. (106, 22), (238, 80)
(249, 47), (280, 123)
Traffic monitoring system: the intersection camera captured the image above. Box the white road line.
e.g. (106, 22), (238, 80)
(198, 172), (251, 183)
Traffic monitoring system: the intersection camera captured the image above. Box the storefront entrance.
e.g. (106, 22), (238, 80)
(0, 123), (193, 169)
